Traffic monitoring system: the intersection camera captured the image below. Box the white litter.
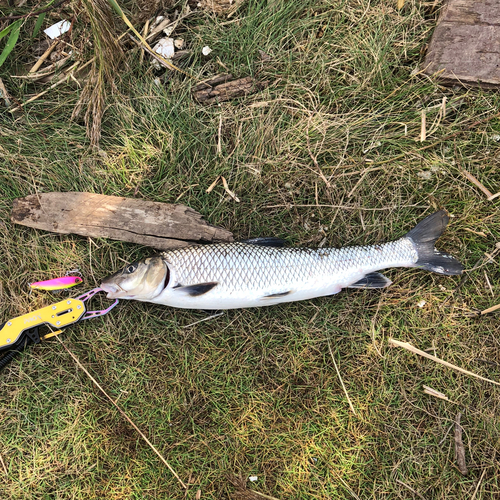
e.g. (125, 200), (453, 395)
(417, 171), (432, 180)
(153, 38), (175, 59)
(417, 299), (426, 308)
(249, 476), (258, 482)
(174, 39), (185, 49)
(151, 38), (175, 70)
(44, 20), (71, 39)
(202, 46), (212, 56)
(152, 16), (165, 27)
(164, 25), (176, 37)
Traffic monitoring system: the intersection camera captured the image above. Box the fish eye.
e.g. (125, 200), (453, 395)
(124, 263), (138, 274)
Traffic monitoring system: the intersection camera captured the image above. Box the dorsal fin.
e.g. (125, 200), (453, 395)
(240, 237), (285, 247)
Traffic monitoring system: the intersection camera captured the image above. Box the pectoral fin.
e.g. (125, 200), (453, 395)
(173, 282), (218, 296)
(348, 272), (392, 289)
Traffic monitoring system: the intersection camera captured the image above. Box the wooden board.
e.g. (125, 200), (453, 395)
(423, 0), (500, 87)
(11, 192), (233, 250)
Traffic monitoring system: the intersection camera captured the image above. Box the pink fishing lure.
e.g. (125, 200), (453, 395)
(30, 276), (83, 291)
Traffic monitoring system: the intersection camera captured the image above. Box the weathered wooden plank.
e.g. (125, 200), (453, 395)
(424, 0), (500, 87)
(11, 192), (233, 250)
(193, 75), (268, 104)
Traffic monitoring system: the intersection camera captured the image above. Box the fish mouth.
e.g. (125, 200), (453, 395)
(100, 282), (134, 299)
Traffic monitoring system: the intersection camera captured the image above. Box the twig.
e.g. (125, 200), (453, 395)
(9, 58), (95, 113)
(145, 11), (193, 42)
(388, 338), (500, 386)
(9, 61), (80, 112)
(395, 478), (426, 500)
(0, 0), (71, 21)
(454, 412), (468, 475)
(14, 54), (73, 81)
(471, 468), (487, 500)
(29, 40), (59, 73)
(0, 453), (7, 475)
(461, 168), (494, 199)
(221, 176), (240, 202)
(420, 109), (426, 142)
(206, 176), (220, 193)
(484, 271), (494, 296)
(372, 111), (500, 166)
(0, 78), (11, 107)
(479, 303), (500, 315)
(242, 490), (281, 500)
(56, 337), (187, 489)
(127, 34), (193, 77)
(183, 312), (224, 328)
(139, 19), (150, 65)
(217, 109), (223, 156)
(327, 339), (357, 415)
(423, 385), (456, 404)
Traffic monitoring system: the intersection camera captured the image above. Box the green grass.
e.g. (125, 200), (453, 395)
(1, 0), (500, 498)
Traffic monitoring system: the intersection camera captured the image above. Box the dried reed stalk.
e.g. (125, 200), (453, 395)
(389, 338), (500, 386)
(72, 0), (124, 147)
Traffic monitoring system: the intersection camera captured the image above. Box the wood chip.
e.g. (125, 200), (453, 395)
(454, 412), (468, 475)
(193, 74), (233, 92)
(193, 76), (268, 104)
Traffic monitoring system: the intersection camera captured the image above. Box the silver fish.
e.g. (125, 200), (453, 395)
(100, 210), (462, 310)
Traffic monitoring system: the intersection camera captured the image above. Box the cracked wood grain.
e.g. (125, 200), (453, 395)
(424, 0), (500, 87)
(11, 192), (233, 250)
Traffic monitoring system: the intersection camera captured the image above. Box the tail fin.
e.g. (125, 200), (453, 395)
(406, 210), (463, 276)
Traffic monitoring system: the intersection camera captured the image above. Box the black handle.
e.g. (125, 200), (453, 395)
(0, 348), (23, 371)
(0, 326), (41, 372)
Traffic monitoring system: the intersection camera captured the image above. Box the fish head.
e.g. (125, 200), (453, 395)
(100, 255), (168, 300)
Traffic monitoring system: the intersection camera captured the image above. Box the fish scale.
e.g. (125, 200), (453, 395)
(101, 211), (463, 310)
(160, 239), (417, 296)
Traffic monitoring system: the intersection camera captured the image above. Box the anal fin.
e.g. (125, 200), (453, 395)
(174, 282), (218, 296)
(348, 272), (392, 289)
